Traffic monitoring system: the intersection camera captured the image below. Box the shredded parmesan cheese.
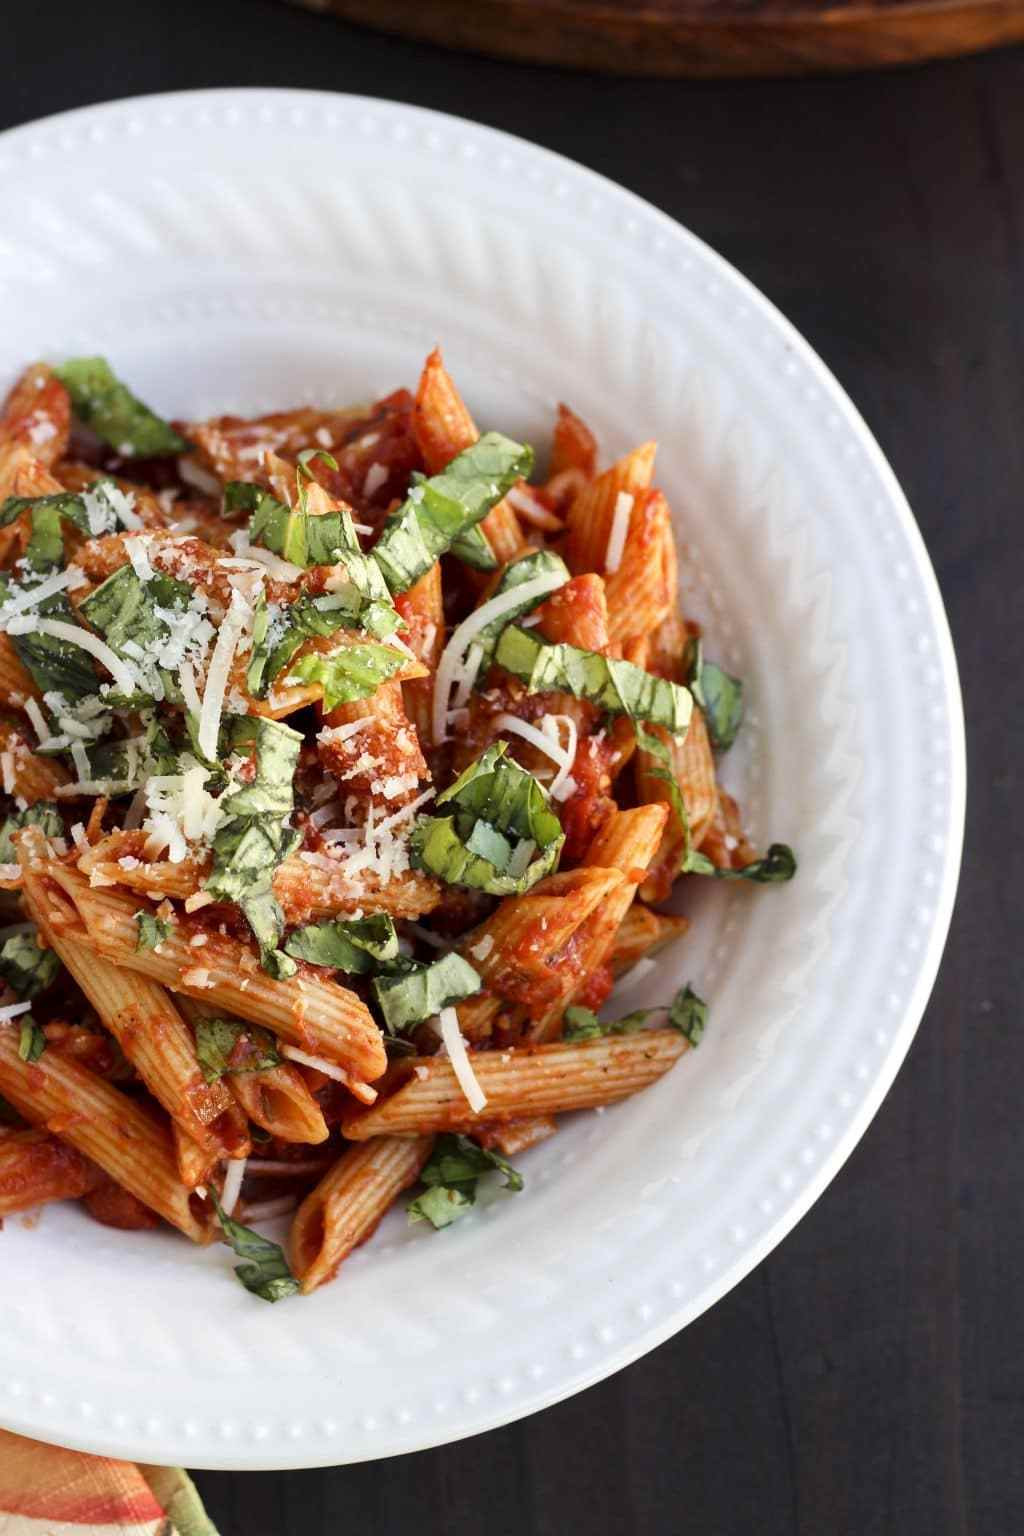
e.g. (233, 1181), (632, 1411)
(432, 569), (566, 743)
(4, 618), (137, 696)
(0, 567), (78, 620)
(220, 1156), (247, 1217)
(438, 1005), (487, 1114)
(494, 712), (572, 778)
(0, 1000), (33, 1022)
(197, 591), (248, 759)
(604, 491), (634, 574)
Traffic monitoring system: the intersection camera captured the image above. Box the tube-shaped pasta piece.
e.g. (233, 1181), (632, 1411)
(0, 636), (40, 709)
(0, 1127), (99, 1216)
(77, 831), (441, 923)
(0, 718), (70, 803)
(476, 1116), (558, 1157)
(637, 708), (718, 903)
(0, 364), (70, 466)
(289, 1136), (432, 1293)
(564, 441), (657, 576)
(411, 348), (527, 567)
(698, 789), (759, 872)
(395, 562), (444, 746)
(610, 902), (690, 975)
(341, 1031), (687, 1138)
(174, 405), (367, 485)
(519, 805), (669, 1043)
(0, 1028), (208, 1240)
(549, 402), (597, 482)
(458, 867), (626, 1013)
(227, 1066), (330, 1145)
(318, 683), (427, 808)
(173, 999), (330, 1147)
(18, 836), (234, 1148)
(604, 490), (678, 648)
(40, 859), (388, 1082)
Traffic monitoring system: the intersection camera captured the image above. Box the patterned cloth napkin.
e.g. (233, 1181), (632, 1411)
(0, 1432), (217, 1535)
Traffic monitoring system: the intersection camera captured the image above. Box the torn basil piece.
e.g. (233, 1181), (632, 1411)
(79, 564), (200, 704)
(373, 951), (482, 1033)
(698, 843), (798, 884)
(496, 626), (693, 736)
(0, 929), (60, 1000)
(55, 356), (189, 457)
(135, 910), (172, 951)
(667, 983), (708, 1046)
(450, 521), (498, 572)
(563, 1006), (655, 1041)
(564, 981), (708, 1045)
(471, 549), (570, 671)
(409, 741), (564, 896)
(683, 637), (744, 752)
(204, 716), (303, 976)
(194, 1016), (281, 1082)
(283, 638), (408, 711)
(0, 566), (96, 703)
(17, 1016), (46, 1063)
(209, 1190), (300, 1302)
(248, 587), (402, 699)
(0, 491), (90, 572)
(284, 914), (398, 973)
(0, 804), (63, 864)
(408, 1133), (523, 1230)
(372, 432), (534, 593)
(230, 479), (369, 571)
(83, 712), (177, 793)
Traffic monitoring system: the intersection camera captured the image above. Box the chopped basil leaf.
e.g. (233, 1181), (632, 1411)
(410, 741), (564, 896)
(17, 1016), (46, 1063)
(450, 522), (498, 571)
(373, 951), (481, 1033)
(563, 1006), (655, 1041)
(667, 983), (707, 1046)
(372, 432), (533, 593)
(691, 843), (798, 884)
(232, 480), (361, 568)
(209, 1189), (300, 1302)
(408, 1133), (523, 1230)
(204, 716), (303, 976)
(0, 803), (63, 864)
(0, 930), (61, 999)
(248, 587), (402, 699)
(80, 564), (197, 705)
(284, 914), (398, 973)
(471, 549), (570, 671)
(496, 626), (693, 735)
(0, 491), (90, 573)
(283, 639), (408, 711)
(0, 575), (96, 701)
(55, 356), (189, 457)
(135, 910), (172, 951)
(564, 981), (708, 1045)
(194, 1016), (281, 1082)
(683, 638), (744, 752)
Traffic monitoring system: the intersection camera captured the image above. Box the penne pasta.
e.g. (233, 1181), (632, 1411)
(0, 1026), (208, 1240)
(289, 1136), (433, 1293)
(38, 859), (389, 1084)
(0, 348), (792, 1299)
(76, 830), (442, 924)
(564, 440), (657, 576)
(341, 1031), (687, 1138)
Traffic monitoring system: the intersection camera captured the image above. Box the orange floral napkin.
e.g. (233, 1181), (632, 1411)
(0, 1431), (217, 1535)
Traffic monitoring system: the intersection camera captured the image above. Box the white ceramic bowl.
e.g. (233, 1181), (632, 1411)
(0, 89), (964, 1470)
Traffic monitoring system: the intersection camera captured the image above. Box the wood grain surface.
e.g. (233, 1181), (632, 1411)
(285, 0), (1024, 77)
(5, 4), (1022, 1532)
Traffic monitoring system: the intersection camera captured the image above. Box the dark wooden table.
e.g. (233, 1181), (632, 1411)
(7, 4), (1019, 1531)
